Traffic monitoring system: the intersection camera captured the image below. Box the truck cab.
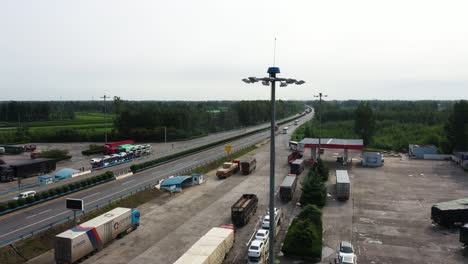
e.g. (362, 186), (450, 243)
(131, 208), (140, 229)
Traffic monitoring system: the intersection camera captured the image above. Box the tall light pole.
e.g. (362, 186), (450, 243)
(100, 95), (110, 143)
(314, 93), (327, 160)
(164, 127), (167, 145)
(243, 68), (305, 264)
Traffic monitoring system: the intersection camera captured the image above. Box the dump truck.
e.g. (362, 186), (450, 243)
(431, 198), (468, 227)
(55, 207), (140, 264)
(336, 170), (350, 201)
(279, 174), (298, 202)
(174, 225), (235, 264)
(241, 157), (257, 175)
(290, 159), (304, 175)
(232, 194), (258, 227)
(0, 158), (56, 182)
(216, 162), (239, 179)
(460, 224), (468, 246)
(287, 151), (303, 164)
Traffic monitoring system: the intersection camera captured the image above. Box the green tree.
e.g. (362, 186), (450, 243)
(282, 218), (322, 259)
(300, 173), (327, 208)
(445, 100), (468, 151)
(354, 102), (376, 145)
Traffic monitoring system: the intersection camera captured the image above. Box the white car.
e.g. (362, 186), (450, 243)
(255, 229), (269, 242)
(248, 239), (268, 264)
(337, 241), (357, 264)
(12, 190), (36, 200)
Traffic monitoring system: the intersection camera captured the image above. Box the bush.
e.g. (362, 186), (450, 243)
(86, 178), (93, 185)
(41, 191), (49, 199)
(34, 193), (43, 200)
(0, 203), (8, 212)
(62, 185), (70, 192)
(17, 198), (26, 206)
(282, 218), (322, 260)
(82, 144), (105, 155)
(48, 188), (56, 196)
(25, 196), (35, 204)
(8, 200), (18, 209)
(37, 149), (71, 161)
(300, 174), (327, 208)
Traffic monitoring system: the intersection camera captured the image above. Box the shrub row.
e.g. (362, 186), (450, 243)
(82, 144), (106, 156)
(0, 171), (114, 213)
(300, 160), (329, 208)
(282, 205), (323, 261)
(130, 114), (303, 173)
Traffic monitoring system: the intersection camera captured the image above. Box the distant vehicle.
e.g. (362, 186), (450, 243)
(103, 140), (135, 155)
(90, 151), (137, 169)
(241, 157), (257, 175)
(279, 174), (298, 202)
(23, 145), (36, 152)
(336, 170), (351, 201)
(287, 151), (303, 165)
(0, 145), (24, 155)
(174, 225), (235, 264)
(0, 158), (56, 182)
(290, 159), (304, 175)
(55, 207), (140, 264)
(255, 229), (269, 242)
(294, 120), (299, 125)
(261, 208), (282, 237)
(12, 190), (36, 200)
(432, 198), (468, 227)
(337, 241), (357, 264)
(216, 162), (239, 179)
(248, 239), (269, 264)
(282, 127), (288, 134)
(231, 194), (258, 227)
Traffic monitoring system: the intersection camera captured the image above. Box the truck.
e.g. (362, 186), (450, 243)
(231, 194), (258, 227)
(294, 120), (299, 125)
(241, 157), (257, 175)
(460, 224), (468, 246)
(279, 174), (298, 202)
(336, 170), (350, 201)
(282, 127), (288, 134)
(103, 140), (135, 155)
(174, 225), (235, 264)
(55, 207), (140, 264)
(287, 151), (303, 165)
(0, 158), (56, 182)
(431, 198), (468, 227)
(290, 159), (304, 175)
(216, 162), (239, 179)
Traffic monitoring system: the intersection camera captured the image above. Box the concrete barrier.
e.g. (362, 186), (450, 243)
(116, 172), (134, 180)
(71, 170), (91, 178)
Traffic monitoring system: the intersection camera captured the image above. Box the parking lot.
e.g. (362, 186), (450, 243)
(322, 151), (468, 264)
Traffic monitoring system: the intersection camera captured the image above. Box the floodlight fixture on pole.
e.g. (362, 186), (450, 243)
(242, 67), (305, 264)
(314, 92), (328, 160)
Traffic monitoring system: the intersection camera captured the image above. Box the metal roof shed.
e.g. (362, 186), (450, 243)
(160, 176), (193, 192)
(55, 168), (79, 180)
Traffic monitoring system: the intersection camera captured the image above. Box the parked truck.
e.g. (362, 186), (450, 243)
(231, 194), (258, 227)
(216, 162), (239, 179)
(336, 170), (350, 201)
(0, 158), (56, 182)
(279, 174), (298, 202)
(103, 140), (135, 155)
(287, 151), (303, 165)
(241, 157), (257, 175)
(290, 159), (305, 175)
(55, 207), (140, 264)
(174, 225), (235, 264)
(460, 224), (468, 246)
(431, 198), (468, 227)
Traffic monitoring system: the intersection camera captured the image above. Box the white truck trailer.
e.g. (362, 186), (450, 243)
(55, 207), (140, 264)
(174, 226), (235, 264)
(336, 170), (350, 201)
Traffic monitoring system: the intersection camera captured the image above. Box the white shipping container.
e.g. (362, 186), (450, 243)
(336, 170), (350, 200)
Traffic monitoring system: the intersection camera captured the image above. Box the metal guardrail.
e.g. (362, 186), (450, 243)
(0, 182), (41, 196)
(0, 132), (268, 248)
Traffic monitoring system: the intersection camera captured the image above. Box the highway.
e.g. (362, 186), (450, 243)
(0, 113), (311, 246)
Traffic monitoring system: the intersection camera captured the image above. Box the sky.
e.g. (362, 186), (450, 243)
(1, 0), (467, 101)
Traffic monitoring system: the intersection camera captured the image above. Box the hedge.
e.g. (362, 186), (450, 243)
(82, 144), (105, 156)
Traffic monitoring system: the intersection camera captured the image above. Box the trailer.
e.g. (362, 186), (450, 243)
(431, 198), (468, 227)
(0, 158), (56, 182)
(241, 157), (257, 175)
(336, 170), (350, 201)
(287, 151), (303, 165)
(290, 159), (304, 175)
(231, 194), (258, 227)
(174, 225), (235, 264)
(55, 207), (140, 264)
(279, 175), (298, 202)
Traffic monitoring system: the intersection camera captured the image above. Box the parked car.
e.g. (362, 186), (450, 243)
(255, 229), (269, 242)
(12, 190), (36, 200)
(336, 241), (356, 264)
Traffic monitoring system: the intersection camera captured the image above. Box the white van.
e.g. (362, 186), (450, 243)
(13, 190), (36, 200)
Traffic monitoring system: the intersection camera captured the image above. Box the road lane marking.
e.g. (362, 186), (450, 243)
(121, 179), (136, 185)
(82, 192), (101, 199)
(0, 210), (69, 238)
(25, 209), (52, 219)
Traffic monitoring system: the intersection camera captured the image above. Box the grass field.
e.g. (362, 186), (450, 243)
(0, 112), (114, 129)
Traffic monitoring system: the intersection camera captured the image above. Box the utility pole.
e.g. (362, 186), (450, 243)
(314, 93), (327, 160)
(100, 95), (110, 143)
(164, 127), (167, 145)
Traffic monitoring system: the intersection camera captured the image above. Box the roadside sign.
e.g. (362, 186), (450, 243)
(66, 198), (84, 211)
(224, 145), (232, 153)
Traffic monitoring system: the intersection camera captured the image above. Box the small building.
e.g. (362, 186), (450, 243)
(409, 144), (437, 159)
(362, 152), (383, 167)
(38, 175), (54, 185)
(160, 173), (205, 192)
(55, 168), (79, 181)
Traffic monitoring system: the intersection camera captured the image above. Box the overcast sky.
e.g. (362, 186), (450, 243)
(1, 0), (467, 101)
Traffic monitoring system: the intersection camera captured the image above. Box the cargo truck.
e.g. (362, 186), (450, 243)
(103, 140), (135, 155)
(241, 157), (257, 175)
(55, 207), (140, 264)
(287, 151), (303, 165)
(336, 170), (350, 201)
(216, 162), (239, 179)
(279, 174), (298, 202)
(290, 159), (304, 175)
(232, 194), (258, 227)
(0, 158), (56, 182)
(460, 224), (468, 246)
(431, 198), (468, 227)
(174, 225), (235, 264)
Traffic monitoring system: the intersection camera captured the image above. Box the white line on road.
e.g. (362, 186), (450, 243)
(82, 192), (101, 200)
(121, 179), (136, 185)
(25, 209), (52, 219)
(0, 210), (69, 238)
